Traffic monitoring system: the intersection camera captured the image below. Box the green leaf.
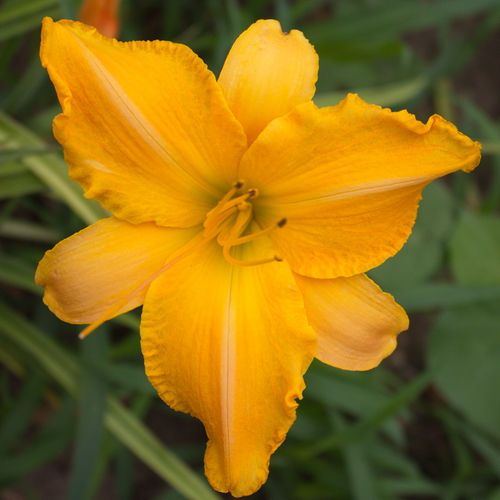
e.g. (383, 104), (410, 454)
(0, 161), (27, 176)
(398, 283), (500, 313)
(0, 0), (58, 25)
(306, 367), (391, 417)
(334, 415), (378, 500)
(87, 394), (153, 499)
(450, 211), (500, 285)
(0, 374), (45, 454)
(0, 252), (41, 293)
(0, 398), (74, 483)
(0, 302), (218, 500)
(315, 74), (428, 108)
(0, 147), (55, 162)
(308, 0), (500, 49)
(428, 305), (500, 439)
(448, 414), (500, 479)
(0, 112), (106, 225)
(1, 57), (47, 114)
(0, 171), (44, 199)
(458, 96), (500, 211)
(302, 369), (431, 458)
(68, 333), (109, 500)
(100, 362), (154, 394)
(370, 182), (454, 292)
(0, 1), (59, 42)
(369, 443), (441, 496)
(381, 478), (442, 497)
(0, 220), (60, 242)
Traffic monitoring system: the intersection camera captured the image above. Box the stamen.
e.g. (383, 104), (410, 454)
(204, 185), (258, 237)
(222, 245), (282, 267)
(217, 203), (252, 246)
(203, 190), (252, 239)
(225, 217), (287, 247)
(203, 207), (237, 239)
(226, 192), (254, 209)
(221, 213), (287, 267)
(218, 181), (245, 206)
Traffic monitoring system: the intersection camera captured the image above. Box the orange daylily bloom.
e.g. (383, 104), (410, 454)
(36, 17), (481, 497)
(79, 0), (120, 38)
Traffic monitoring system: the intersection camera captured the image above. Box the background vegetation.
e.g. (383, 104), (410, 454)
(1, 0), (500, 498)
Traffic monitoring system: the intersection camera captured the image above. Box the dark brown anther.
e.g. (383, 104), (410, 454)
(274, 256), (283, 262)
(277, 218), (287, 228)
(233, 180), (244, 189)
(247, 188), (258, 198)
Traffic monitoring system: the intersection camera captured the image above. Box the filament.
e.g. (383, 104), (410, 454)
(224, 218), (287, 247)
(221, 210), (286, 267)
(222, 246), (282, 267)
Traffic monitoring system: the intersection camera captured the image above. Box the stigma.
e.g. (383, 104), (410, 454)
(203, 181), (286, 267)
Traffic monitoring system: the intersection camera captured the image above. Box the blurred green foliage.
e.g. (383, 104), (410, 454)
(1, 0), (500, 498)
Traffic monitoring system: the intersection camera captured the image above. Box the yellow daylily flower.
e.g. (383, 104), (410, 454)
(36, 17), (481, 497)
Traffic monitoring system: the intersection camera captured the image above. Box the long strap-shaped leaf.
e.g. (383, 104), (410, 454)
(0, 111), (106, 225)
(0, 302), (219, 500)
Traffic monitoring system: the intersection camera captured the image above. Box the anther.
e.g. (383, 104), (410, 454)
(275, 256), (283, 262)
(247, 188), (259, 198)
(233, 180), (245, 189)
(277, 218), (287, 228)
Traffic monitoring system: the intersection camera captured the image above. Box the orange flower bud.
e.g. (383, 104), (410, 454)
(79, 0), (120, 38)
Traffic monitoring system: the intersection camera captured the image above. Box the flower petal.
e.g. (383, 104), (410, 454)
(295, 273), (409, 371)
(218, 19), (318, 144)
(141, 239), (316, 497)
(41, 18), (247, 227)
(240, 94), (481, 278)
(35, 217), (197, 324)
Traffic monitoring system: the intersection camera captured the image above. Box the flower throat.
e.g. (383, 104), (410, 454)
(203, 181), (286, 267)
(78, 182), (285, 339)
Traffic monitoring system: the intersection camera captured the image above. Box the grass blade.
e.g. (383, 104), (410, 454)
(315, 74), (428, 108)
(0, 112), (106, 225)
(0, 253), (42, 293)
(0, 219), (60, 242)
(68, 333), (109, 500)
(0, 374), (45, 454)
(0, 302), (218, 500)
(398, 283), (500, 312)
(0, 398), (74, 483)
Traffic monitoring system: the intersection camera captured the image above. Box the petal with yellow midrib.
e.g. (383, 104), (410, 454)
(140, 238), (316, 497)
(35, 217), (197, 324)
(41, 18), (247, 228)
(240, 94), (481, 278)
(218, 19), (318, 145)
(295, 273), (409, 371)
